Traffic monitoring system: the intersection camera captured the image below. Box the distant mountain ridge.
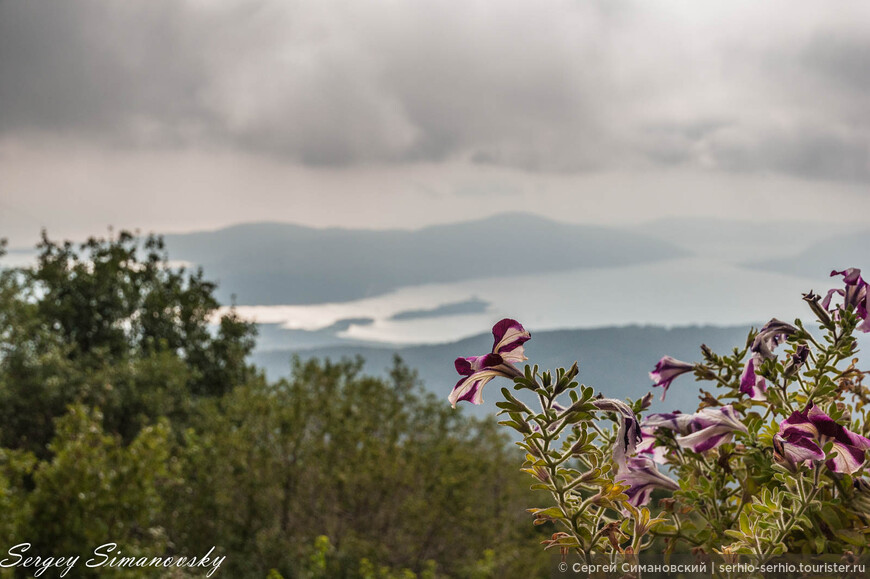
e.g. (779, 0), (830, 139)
(162, 213), (688, 305)
(252, 324), (755, 416)
(635, 217), (864, 262)
(745, 228), (870, 279)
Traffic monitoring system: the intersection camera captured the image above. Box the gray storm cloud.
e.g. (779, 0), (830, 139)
(1, 0), (869, 180)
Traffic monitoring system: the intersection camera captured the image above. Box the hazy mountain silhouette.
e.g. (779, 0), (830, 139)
(745, 228), (870, 279)
(255, 318), (376, 350)
(389, 297), (490, 320)
(635, 217), (862, 262)
(162, 213), (688, 305)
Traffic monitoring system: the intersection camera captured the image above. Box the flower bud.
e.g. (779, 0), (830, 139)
(568, 438), (585, 456)
(602, 521), (623, 551)
(700, 343), (715, 361)
(658, 498), (676, 513)
(803, 291), (834, 329)
(529, 465), (549, 482)
(640, 391), (654, 410)
(782, 344), (810, 378)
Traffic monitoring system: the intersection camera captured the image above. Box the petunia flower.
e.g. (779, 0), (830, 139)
(636, 412), (693, 464)
(739, 357), (767, 400)
(489, 318), (532, 363)
(636, 430), (669, 464)
(833, 267), (864, 286)
(615, 456), (679, 507)
(823, 268), (869, 333)
(635, 411), (693, 464)
(742, 319), (801, 401)
(674, 405), (748, 453)
(643, 406), (747, 454)
(825, 268), (866, 311)
(449, 318), (530, 408)
(593, 398), (642, 467)
(643, 411), (696, 433)
(649, 356), (695, 401)
(772, 432), (824, 472)
(750, 318), (799, 361)
(773, 403), (870, 474)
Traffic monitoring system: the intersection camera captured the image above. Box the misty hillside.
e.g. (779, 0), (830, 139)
(162, 213), (688, 305)
(746, 228), (870, 279)
(635, 217), (863, 262)
(252, 324), (754, 416)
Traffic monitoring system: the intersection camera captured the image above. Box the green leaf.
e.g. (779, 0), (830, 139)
(834, 530), (867, 547)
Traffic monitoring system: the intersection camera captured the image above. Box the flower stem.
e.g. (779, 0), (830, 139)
(759, 463), (821, 564)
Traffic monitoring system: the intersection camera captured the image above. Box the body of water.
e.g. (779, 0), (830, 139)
(226, 257), (833, 347)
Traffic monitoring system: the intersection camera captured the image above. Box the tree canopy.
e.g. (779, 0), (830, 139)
(0, 231), (549, 578)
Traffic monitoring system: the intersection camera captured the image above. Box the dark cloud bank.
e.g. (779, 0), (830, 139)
(2, 0), (870, 181)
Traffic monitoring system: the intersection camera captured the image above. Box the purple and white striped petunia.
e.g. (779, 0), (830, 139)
(643, 411), (697, 433)
(643, 406), (747, 454)
(649, 356), (695, 401)
(616, 456), (680, 507)
(774, 403), (870, 474)
(636, 413), (689, 465)
(593, 398), (642, 467)
(772, 432), (825, 471)
(750, 319), (799, 361)
(636, 430), (669, 464)
(742, 319), (802, 399)
(824, 268), (866, 312)
(490, 318), (532, 362)
(739, 357), (767, 400)
(824, 268), (869, 333)
(449, 319), (530, 408)
(674, 405), (748, 453)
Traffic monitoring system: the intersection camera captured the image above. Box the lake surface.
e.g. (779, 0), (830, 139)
(227, 257), (833, 348)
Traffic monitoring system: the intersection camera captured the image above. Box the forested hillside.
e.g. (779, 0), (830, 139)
(0, 233), (550, 578)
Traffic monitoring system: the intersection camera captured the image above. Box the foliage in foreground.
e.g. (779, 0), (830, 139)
(0, 233), (549, 578)
(450, 272), (870, 564)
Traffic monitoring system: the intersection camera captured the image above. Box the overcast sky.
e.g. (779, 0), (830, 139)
(1, 0), (869, 247)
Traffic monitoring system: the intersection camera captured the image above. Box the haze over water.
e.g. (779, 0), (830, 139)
(228, 256), (829, 347)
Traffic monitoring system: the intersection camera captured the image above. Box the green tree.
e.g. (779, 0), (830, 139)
(24, 405), (175, 577)
(0, 231), (256, 454)
(168, 357), (549, 578)
(0, 232), (551, 577)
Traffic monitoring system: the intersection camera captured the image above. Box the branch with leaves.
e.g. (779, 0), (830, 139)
(448, 267), (870, 561)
